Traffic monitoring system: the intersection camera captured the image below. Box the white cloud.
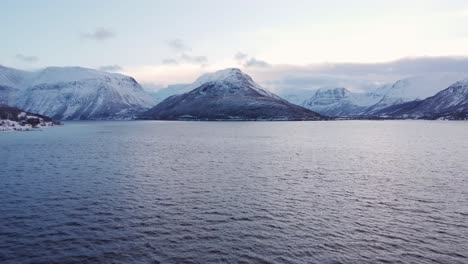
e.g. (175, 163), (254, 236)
(167, 38), (191, 52)
(15, 54), (38, 63)
(81, 28), (115, 41)
(123, 56), (468, 93)
(244, 57), (270, 68)
(180, 53), (208, 65)
(162, 59), (179, 65)
(98, 65), (122, 72)
(234, 52), (248, 63)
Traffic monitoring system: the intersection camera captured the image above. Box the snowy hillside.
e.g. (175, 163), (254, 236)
(277, 88), (316, 106)
(143, 68), (322, 121)
(302, 87), (383, 116)
(0, 65), (32, 88)
(296, 73), (468, 117)
(374, 79), (468, 119)
(364, 73), (468, 114)
(0, 65), (32, 105)
(0, 66), (155, 120)
(150, 68), (281, 104)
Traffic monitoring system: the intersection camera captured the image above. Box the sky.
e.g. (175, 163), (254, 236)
(2, 0), (468, 92)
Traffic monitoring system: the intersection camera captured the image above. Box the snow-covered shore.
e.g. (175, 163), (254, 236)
(0, 105), (62, 132)
(0, 119), (58, 131)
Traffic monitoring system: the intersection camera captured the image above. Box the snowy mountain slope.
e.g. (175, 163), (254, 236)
(296, 73), (468, 117)
(277, 88), (316, 106)
(0, 65), (155, 120)
(364, 73), (467, 114)
(150, 68), (283, 105)
(0, 65), (32, 105)
(0, 65), (32, 88)
(190, 68), (280, 98)
(302, 87), (384, 116)
(142, 68), (322, 120)
(0, 86), (19, 105)
(374, 80), (468, 119)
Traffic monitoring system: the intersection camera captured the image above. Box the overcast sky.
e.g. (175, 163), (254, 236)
(2, 0), (468, 91)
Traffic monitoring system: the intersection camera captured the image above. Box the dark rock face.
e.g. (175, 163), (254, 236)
(373, 80), (468, 120)
(142, 69), (323, 121)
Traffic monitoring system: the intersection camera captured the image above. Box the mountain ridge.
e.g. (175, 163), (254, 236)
(142, 68), (323, 121)
(0, 65), (155, 120)
(373, 79), (468, 120)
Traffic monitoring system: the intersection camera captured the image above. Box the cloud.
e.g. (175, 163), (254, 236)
(233, 52), (270, 68)
(140, 82), (165, 92)
(244, 57), (271, 68)
(98, 65), (122, 72)
(159, 55), (208, 66)
(282, 56), (468, 76)
(167, 38), (191, 51)
(162, 59), (179, 65)
(258, 73), (380, 94)
(124, 56), (468, 94)
(81, 28), (115, 41)
(122, 64), (208, 88)
(164, 39), (206, 66)
(234, 52), (248, 63)
(15, 54), (38, 63)
(180, 53), (208, 64)
(243, 56), (468, 93)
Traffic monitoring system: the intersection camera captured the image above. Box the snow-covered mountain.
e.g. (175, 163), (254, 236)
(142, 68), (322, 120)
(0, 65), (155, 120)
(0, 65), (32, 88)
(296, 73), (468, 117)
(150, 69), (285, 105)
(302, 87), (383, 117)
(0, 86), (18, 106)
(374, 80), (468, 120)
(364, 73), (467, 114)
(0, 66), (32, 105)
(277, 88), (316, 106)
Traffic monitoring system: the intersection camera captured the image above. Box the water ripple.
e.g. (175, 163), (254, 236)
(0, 121), (467, 263)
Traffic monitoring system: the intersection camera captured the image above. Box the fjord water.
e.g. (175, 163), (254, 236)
(1, 121), (467, 264)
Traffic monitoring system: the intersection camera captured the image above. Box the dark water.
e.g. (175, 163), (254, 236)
(1, 121), (467, 264)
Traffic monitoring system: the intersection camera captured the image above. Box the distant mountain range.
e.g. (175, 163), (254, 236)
(148, 71), (468, 120)
(1, 64), (467, 121)
(274, 73), (468, 119)
(0, 65), (155, 120)
(372, 80), (468, 120)
(142, 68), (322, 120)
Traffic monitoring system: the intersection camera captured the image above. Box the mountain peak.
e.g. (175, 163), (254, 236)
(196, 68), (250, 85)
(143, 68), (322, 121)
(188, 68), (277, 99)
(148, 68), (276, 104)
